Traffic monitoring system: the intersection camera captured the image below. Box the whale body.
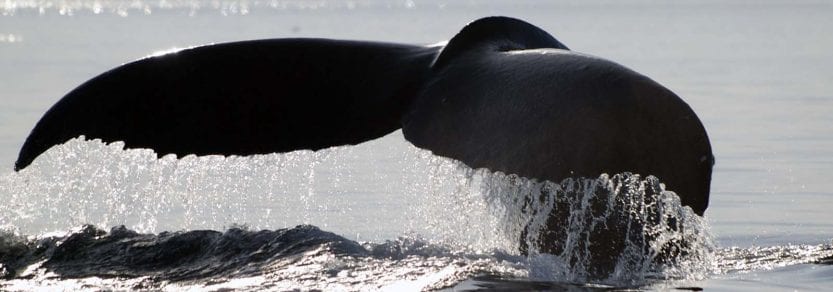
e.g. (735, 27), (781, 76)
(15, 17), (713, 262)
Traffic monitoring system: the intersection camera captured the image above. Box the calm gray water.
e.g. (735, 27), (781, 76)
(1, 0), (832, 290)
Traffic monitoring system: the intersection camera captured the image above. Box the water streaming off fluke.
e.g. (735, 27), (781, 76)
(0, 137), (723, 289)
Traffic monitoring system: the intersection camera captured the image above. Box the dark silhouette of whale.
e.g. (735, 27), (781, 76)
(15, 17), (713, 216)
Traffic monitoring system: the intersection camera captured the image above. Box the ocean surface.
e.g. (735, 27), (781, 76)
(1, 0), (832, 290)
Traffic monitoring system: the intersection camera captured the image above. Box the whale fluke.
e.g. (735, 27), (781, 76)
(15, 39), (440, 171)
(15, 16), (713, 218)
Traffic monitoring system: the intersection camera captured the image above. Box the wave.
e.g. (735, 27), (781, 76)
(0, 224), (524, 290)
(2, 224), (831, 291)
(1, 225), (365, 280)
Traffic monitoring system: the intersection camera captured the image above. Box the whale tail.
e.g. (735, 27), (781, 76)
(15, 17), (571, 172)
(15, 16), (713, 218)
(14, 39), (439, 171)
(15, 17), (715, 267)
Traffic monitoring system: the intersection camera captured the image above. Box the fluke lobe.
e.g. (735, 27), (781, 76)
(16, 16), (713, 249)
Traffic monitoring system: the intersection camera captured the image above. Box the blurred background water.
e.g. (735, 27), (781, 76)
(1, 0), (832, 290)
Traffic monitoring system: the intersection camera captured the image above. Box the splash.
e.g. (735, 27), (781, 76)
(520, 175), (715, 285)
(407, 157), (716, 285)
(1, 135), (718, 287)
(0, 136), (417, 238)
